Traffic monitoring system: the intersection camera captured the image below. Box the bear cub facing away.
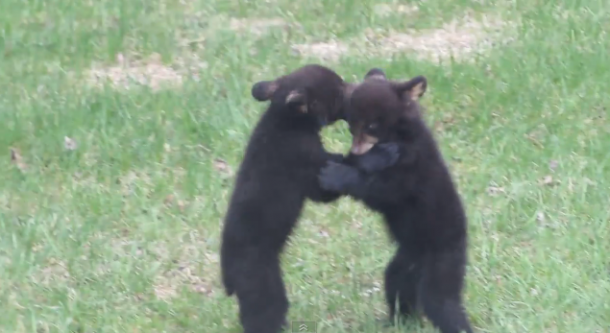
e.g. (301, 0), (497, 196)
(319, 69), (474, 333)
(220, 64), (399, 333)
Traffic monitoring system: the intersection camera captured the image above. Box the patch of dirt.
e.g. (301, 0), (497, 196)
(151, 239), (219, 301)
(87, 16), (289, 90)
(10, 148), (28, 171)
(153, 263), (215, 300)
(176, 14), (294, 50)
(373, 3), (419, 17)
(212, 158), (233, 177)
(292, 13), (514, 63)
(117, 169), (154, 197)
(360, 280), (382, 298)
(369, 13), (515, 62)
(291, 41), (350, 62)
(102, 234), (218, 301)
(229, 17), (291, 36)
(64, 136), (77, 151)
(87, 53), (207, 91)
(32, 258), (71, 286)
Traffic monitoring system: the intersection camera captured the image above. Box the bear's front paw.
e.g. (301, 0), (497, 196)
(318, 162), (359, 192)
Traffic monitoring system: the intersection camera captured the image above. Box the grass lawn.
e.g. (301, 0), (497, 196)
(1, 0), (609, 332)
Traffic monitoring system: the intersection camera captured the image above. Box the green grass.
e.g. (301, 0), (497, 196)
(1, 0), (609, 332)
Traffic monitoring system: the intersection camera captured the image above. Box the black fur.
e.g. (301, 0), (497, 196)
(319, 69), (474, 333)
(220, 65), (397, 333)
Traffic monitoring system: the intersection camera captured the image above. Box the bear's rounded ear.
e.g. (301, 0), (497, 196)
(285, 89), (306, 105)
(285, 88), (308, 113)
(391, 75), (427, 101)
(364, 68), (387, 81)
(251, 80), (278, 102)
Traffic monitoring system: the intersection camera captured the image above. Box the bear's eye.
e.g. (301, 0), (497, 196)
(368, 123), (379, 130)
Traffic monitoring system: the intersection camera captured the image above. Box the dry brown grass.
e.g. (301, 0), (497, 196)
(372, 3), (419, 17)
(228, 17), (291, 36)
(292, 13), (515, 63)
(86, 53), (207, 91)
(152, 240), (219, 300)
(371, 13), (514, 62)
(291, 41), (350, 62)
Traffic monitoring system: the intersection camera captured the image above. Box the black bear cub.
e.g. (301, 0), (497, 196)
(319, 69), (474, 333)
(220, 64), (397, 333)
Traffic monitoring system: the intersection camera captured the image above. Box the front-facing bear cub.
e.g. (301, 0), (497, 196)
(220, 64), (398, 333)
(319, 69), (474, 333)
